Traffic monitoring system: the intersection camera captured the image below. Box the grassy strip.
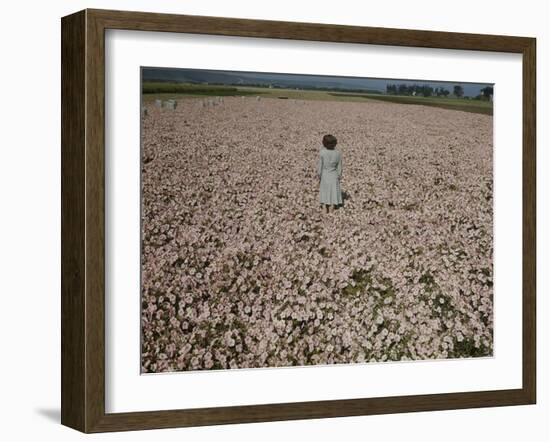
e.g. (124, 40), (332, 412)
(142, 82), (258, 96)
(361, 94), (493, 115)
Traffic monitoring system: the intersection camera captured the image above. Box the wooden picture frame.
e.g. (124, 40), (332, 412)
(61, 8), (536, 433)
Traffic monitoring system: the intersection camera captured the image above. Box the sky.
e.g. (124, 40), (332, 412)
(142, 67), (493, 97)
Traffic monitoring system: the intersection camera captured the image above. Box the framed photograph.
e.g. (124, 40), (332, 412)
(61, 8), (536, 433)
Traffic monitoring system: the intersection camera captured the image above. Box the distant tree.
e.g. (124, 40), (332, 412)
(453, 85), (464, 98)
(387, 83), (437, 96)
(480, 86), (494, 99)
(386, 84), (397, 94)
(421, 85), (433, 97)
(441, 88), (450, 97)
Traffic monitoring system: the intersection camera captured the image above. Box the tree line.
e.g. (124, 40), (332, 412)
(385, 83), (493, 99)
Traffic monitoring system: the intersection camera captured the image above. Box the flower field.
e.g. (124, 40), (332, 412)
(140, 96), (493, 373)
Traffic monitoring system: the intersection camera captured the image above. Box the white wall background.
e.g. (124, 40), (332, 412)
(0, 0), (547, 440)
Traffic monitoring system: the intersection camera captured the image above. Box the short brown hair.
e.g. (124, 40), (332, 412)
(322, 134), (337, 149)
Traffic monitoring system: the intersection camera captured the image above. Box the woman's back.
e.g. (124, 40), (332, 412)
(319, 148), (341, 173)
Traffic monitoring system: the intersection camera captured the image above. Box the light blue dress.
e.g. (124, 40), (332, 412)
(317, 147), (343, 206)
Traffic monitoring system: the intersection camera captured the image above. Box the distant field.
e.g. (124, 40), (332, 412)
(361, 94), (493, 115)
(141, 82), (373, 102)
(142, 82), (258, 96)
(142, 82), (493, 115)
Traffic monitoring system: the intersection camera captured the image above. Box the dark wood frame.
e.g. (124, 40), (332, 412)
(61, 8), (536, 433)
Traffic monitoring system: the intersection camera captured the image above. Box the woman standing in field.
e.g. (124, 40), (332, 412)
(317, 134), (343, 213)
